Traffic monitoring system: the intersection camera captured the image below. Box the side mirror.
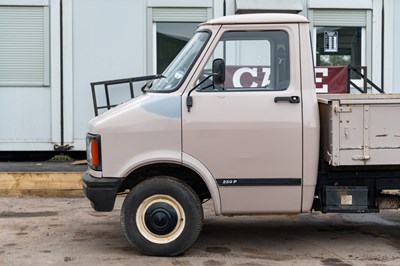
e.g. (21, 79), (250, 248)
(212, 58), (225, 85)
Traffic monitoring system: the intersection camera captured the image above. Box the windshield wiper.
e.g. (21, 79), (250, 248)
(141, 74), (166, 93)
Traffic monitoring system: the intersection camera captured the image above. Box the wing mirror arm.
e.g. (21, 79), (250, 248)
(186, 74), (214, 112)
(186, 59), (225, 112)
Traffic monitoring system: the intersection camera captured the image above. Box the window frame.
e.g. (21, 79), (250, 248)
(309, 9), (371, 89)
(0, 4), (50, 87)
(197, 30), (291, 93)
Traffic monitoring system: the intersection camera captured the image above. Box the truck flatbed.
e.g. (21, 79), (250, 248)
(319, 93), (400, 166)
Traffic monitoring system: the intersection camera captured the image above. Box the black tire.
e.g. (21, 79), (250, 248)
(120, 176), (203, 256)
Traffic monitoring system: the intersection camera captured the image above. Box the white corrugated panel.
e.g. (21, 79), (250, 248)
(0, 6), (48, 86)
(313, 10), (367, 27)
(152, 8), (208, 22)
(236, 0), (303, 12)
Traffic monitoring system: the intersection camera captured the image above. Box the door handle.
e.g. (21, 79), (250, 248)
(274, 96), (300, 103)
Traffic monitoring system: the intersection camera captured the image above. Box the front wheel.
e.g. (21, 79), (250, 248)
(121, 177), (203, 256)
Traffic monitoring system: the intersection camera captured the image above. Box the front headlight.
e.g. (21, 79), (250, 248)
(86, 133), (102, 171)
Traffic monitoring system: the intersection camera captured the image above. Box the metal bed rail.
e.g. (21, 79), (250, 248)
(90, 74), (163, 116)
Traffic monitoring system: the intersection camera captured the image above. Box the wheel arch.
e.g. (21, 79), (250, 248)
(123, 159), (221, 215)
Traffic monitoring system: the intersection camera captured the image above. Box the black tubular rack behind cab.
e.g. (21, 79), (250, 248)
(90, 75), (163, 116)
(347, 65), (384, 94)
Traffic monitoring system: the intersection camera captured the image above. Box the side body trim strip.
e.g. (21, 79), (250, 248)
(216, 178), (302, 186)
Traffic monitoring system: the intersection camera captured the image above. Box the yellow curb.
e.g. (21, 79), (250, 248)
(0, 172), (84, 197)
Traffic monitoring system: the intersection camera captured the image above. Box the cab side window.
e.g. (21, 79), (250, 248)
(198, 31), (290, 92)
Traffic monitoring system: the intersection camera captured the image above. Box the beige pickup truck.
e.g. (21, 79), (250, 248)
(83, 13), (400, 256)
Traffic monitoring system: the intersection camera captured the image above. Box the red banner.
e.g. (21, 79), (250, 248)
(224, 66), (269, 88)
(315, 66), (348, 94)
(222, 65), (348, 93)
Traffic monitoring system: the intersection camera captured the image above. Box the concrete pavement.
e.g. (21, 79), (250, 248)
(1, 196), (400, 266)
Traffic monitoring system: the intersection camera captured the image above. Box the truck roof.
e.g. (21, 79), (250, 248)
(201, 13), (309, 26)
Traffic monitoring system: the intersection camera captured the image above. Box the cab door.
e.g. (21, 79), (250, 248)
(182, 24), (303, 214)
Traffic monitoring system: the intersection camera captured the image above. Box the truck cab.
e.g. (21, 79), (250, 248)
(83, 14), (320, 256)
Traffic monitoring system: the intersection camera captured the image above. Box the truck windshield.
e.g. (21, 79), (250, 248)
(149, 31), (210, 92)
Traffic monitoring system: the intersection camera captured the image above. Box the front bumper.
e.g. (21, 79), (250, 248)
(82, 171), (123, 212)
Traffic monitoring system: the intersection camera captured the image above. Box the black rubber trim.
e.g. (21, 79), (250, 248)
(82, 171), (123, 212)
(216, 178), (301, 186)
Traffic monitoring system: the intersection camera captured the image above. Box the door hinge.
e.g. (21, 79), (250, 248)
(334, 106), (352, 113)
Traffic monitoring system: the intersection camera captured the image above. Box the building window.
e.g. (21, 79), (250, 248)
(156, 22), (198, 73)
(316, 27), (362, 67)
(310, 9), (371, 85)
(0, 6), (50, 86)
(147, 7), (211, 75)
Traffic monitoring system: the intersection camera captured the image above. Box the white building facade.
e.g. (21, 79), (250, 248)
(0, 0), (399, 151)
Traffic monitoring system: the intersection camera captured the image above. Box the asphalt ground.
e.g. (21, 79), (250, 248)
(1, 196), (400, 266)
